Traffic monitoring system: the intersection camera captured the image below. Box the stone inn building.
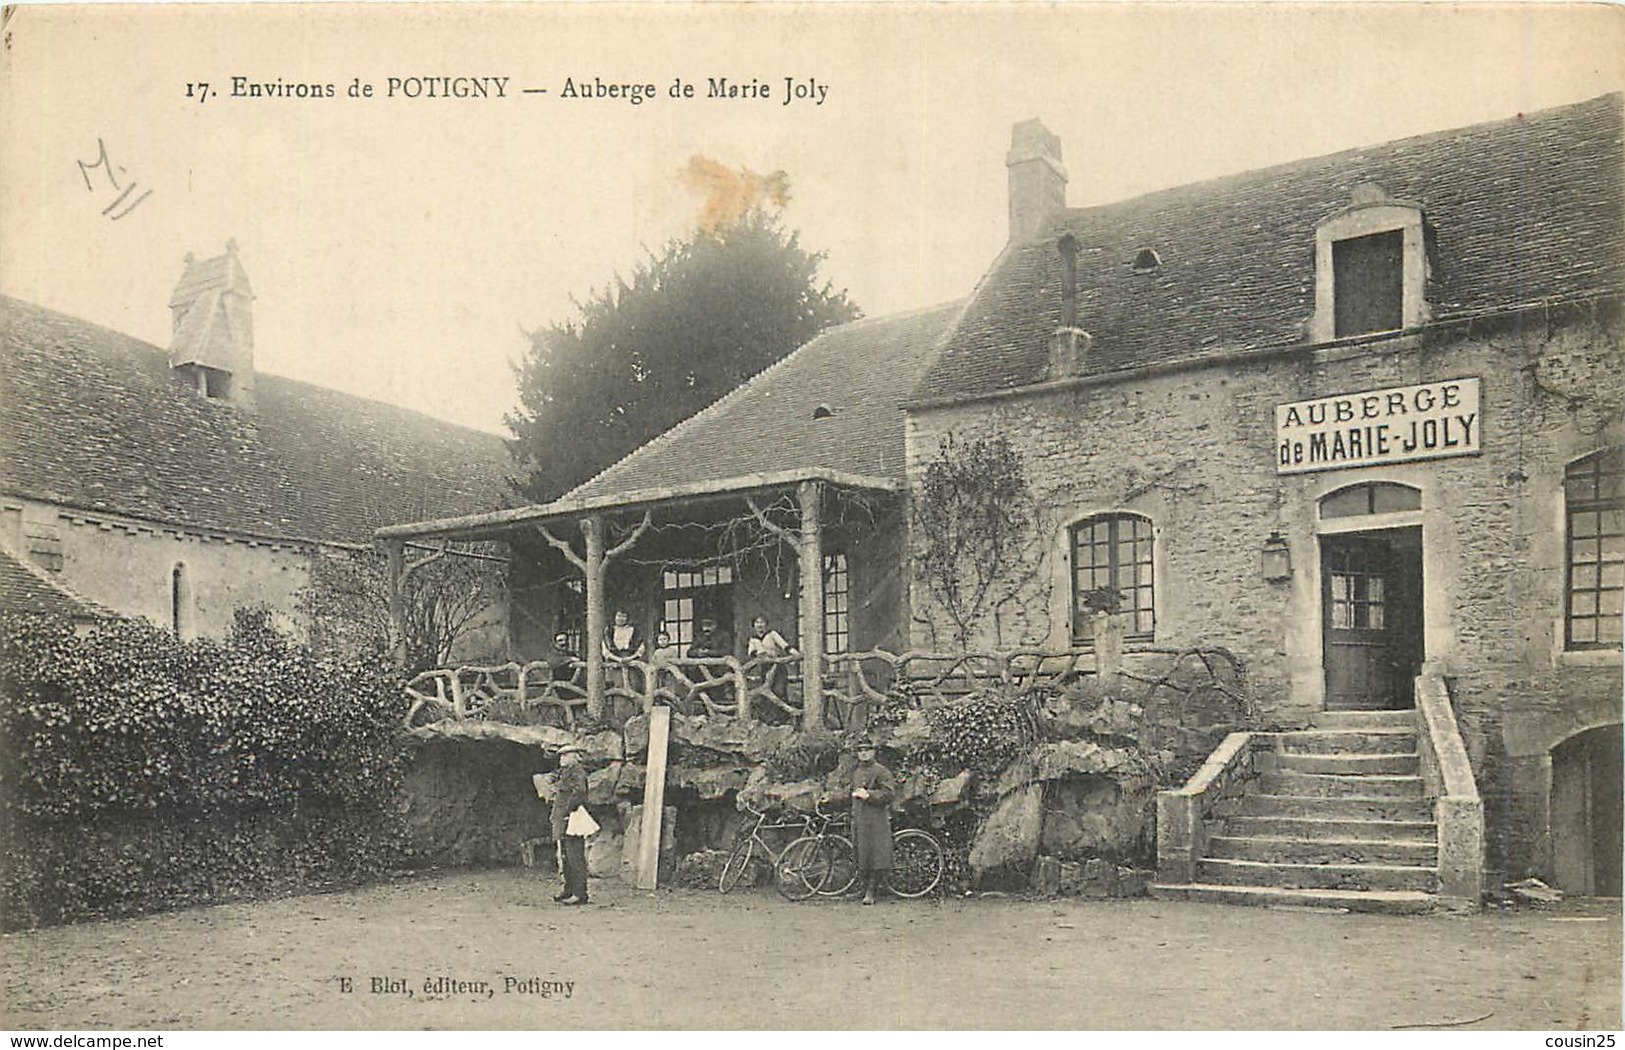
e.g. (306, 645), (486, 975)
(386, 94), (1622, 902)
(0, 243), (512, 652)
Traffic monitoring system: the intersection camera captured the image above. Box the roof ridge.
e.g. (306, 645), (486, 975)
(1058, 92), (1622, 222)
(0, 294), (510, 445)
(559, 299), (966, 501)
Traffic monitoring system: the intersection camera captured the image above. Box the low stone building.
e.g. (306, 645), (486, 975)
(0, 243), (514, 656)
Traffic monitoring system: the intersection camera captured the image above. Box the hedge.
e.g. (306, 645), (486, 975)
(0, 608), (409, 929)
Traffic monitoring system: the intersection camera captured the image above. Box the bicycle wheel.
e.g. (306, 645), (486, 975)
(815, 834), (858, 897)
(718, 837), (756, 893)
(886, 828), (945, 898)
(775, 836), (833, 901)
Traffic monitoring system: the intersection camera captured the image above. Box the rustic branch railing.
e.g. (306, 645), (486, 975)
(404, 646), (1117, 730)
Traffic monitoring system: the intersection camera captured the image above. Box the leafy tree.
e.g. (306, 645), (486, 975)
(913, 434), (1038, 649)
(508, 205), (861, 500)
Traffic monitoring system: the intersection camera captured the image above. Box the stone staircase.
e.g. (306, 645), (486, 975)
(1152, 710), (1443, 914)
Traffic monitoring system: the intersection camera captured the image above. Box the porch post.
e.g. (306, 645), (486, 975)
(582, 514), (607, 720)
(798, 480), (825, 732)
(385, 539), (407, 670)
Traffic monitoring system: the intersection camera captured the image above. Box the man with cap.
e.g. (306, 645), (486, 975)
(551, 743), (590, 905)
(847, 737), (896, 905)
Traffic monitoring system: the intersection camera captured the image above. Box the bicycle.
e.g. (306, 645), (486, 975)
(719, 803), (827, 895)
(774, 801), (858, 901)
(778, 815), (946, 901)
(885, 826), (946, 898)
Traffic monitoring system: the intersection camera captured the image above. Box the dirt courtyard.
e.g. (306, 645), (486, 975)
(1, 868), (1619, 1031)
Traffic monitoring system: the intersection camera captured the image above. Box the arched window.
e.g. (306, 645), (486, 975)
(170, 562), (191, 639)
(1565, 447), (1624, 650)
(1319, 482), (1421, 519)
(1070, 513), (1154, 643)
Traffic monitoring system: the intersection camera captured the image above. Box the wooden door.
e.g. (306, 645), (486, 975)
(1323, 534), (1420, 710)
(1553, 724), (1623, 896)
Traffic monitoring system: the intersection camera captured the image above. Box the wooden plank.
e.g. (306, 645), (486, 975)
(636, 704), (671, 890)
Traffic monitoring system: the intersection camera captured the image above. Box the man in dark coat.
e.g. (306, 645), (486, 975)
(848, 739), (895, 905)
(551, 744), (591, 905)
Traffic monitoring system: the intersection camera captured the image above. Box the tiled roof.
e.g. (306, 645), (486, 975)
(0, 296), (515, 544)
(917, 93), (1625, 403)
(0, 547), (120, 621)
(563, 301), (965, 502)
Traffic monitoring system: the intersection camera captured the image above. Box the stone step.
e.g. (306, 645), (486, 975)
(1207, 835), (1439, 867)
(1276, 729), (1417, 755)
(1312, 710), (1415, 729)
(1261, 771), (1425, 799)
(1224, 815), (1437, 843)
(1197, 858), (1440, 893)
(1148, 882), (1437, 915)
(1274, 752), (1420, 775)
(1237, 794), (1434, 822)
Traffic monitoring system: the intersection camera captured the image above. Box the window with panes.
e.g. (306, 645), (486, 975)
(1070, 513), (1154, 643)
(556, 578), (585, 656)
(1566, 447), (1624, 649)
(823, 552), (850, 655)
(661, 565), (734, 650)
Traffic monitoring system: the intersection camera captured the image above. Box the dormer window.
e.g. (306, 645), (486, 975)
(1311, 187), (1427, 343)
(1332, 230), (1402, 336)
(178, 363), (234, 400)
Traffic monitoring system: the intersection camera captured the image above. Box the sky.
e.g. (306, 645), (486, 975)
(2, 3), (1622, 437)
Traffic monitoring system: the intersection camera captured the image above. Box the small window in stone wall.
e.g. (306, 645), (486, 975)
(1071, 513), (1155, 644)
(24, 523), (63, 572)
(1333, 230), (1404, 337)
(1566, 447), (1624, 650)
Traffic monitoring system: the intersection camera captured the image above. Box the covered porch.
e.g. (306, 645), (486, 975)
(376, 467), (908, 732)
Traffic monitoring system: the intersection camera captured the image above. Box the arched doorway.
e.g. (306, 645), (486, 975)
(1551, 723), (1623, 896)
(1317, 482), (1424, 710)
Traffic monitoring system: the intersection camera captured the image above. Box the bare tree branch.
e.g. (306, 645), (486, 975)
(535, 524), (587, 571)
(606, 510), (653, 560)
(744, 495), (802, 551)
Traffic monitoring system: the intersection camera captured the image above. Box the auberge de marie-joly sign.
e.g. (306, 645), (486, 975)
(1276, 377), (1481, 475)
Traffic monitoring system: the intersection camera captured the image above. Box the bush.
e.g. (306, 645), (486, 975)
(908, 690), (1035, 780)
(0, 610), (409, 929)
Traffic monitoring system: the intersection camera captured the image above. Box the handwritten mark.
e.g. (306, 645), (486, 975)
(78, 138), (152, 220)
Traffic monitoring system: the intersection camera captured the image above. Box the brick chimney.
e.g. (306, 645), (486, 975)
(1007, 119), (1067, 244)
(167, 239), (255, 406)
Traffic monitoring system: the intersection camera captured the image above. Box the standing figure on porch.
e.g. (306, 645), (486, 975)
(550, 631), (581, 682)
(687, 616), (735, 708)
(602, 608), (646, 705)
(601, 608), (646, 661)
(746, 615), (796, 715)
(551, 744), (591, 905)
(848, 738), (895, 905)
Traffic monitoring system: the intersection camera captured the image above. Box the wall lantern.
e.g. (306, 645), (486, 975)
(1261, 532), (1293, 581)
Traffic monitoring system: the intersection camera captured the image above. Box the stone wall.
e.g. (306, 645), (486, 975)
(906, 309), (1624, 882)
(400, 736), (554, 868)
(5, 498), (311, 638)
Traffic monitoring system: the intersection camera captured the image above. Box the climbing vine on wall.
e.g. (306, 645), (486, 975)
(912, 434), (1040, 649)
